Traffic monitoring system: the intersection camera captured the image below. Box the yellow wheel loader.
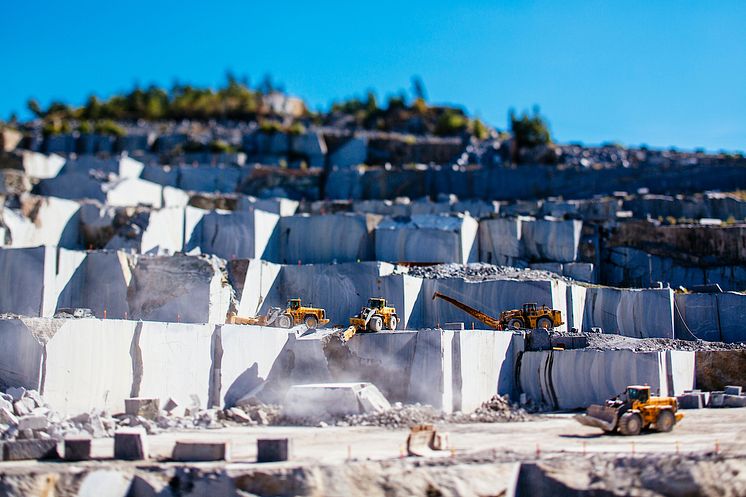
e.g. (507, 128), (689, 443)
(575, 385), (683, 435)
(227, 298), (329, 329)
(342, 298), (399, 341)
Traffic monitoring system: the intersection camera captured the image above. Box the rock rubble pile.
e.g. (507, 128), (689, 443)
(342, 395), (530, 428)
(403, 262), (569, 282)
(0, 388), (284, 442)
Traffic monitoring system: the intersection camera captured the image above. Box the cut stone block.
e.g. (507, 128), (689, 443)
(3, 439), (59, 460)
(677, 393), (704, 409)
(17, 415), (49, 431)
(114, 428), (148, 460)
(64, 436), (91, 461)
(172, 440), (230, 462)
(723, 395), (746, 408)
(125, 398), (160, 420)
(376, 214), (478, 264)
(709, 391), (726, 407)
(725, 386), (743, 396)
(257, 438), (291, 463)
(283, 382), (391, 419)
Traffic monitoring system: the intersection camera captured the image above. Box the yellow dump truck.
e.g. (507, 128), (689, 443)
(228, 298), (329, 329)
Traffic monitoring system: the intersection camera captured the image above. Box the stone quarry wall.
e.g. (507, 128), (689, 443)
(375, 214), (479, 264)
(276, 213), (377, 264)
(478, 217), (582, 266)
(415, 277), (569, 331)
(326, 161), (746, 201)
(519, 348), (695, 409)
(674, 292), (746, 343)
(605, 246), (746, 291)
(582, 287), (675, 338)
(0, 319), (519, 415)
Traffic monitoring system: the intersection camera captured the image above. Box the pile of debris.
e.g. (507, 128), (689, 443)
(584, 334), (746, 352)
(402, 263), (569, 282)
(343, 395), (530, 428)
(0, 388), (284, 441)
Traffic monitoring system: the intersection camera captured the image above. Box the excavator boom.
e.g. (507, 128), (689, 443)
(431, 292), (503, 330)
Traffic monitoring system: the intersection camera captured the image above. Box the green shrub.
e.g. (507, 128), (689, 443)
(94, 119), (126, 137)
(434, 109), (468, 136)
(78, 121), (92, 134)
(287, 122), (306, 135)
(259, 120), (284, 134)
(510, 107), (551, 149)
(208, 140), (236, 153)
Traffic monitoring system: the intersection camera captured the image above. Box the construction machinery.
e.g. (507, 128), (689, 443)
(342, 298), (398, 341)
(431, 292), (563, 330)
(406, 424), (450, 456)
(227, 298), (329, 329)
(575, 385), (684, 435)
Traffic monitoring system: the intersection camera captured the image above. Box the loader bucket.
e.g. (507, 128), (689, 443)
(406, 424), (449, 457)
(574, 404), (619, 432)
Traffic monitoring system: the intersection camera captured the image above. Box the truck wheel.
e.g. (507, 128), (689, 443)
(304, 316), (318, 328)
(368, 316), (383, 332)
(277, 315), (292, 329)
(508, 318), (524, 329)
(537, 317), (554, 329)
(655, 410), (675, 432)
(388, 316), (398, 330)
(619, 412), (642, 436)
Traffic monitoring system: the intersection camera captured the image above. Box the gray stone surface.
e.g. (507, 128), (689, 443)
(674, 292), (746, 343)
(277, 213), (377, 264)
(583, 287), (675, 338)
(127, 254), (231, 324)
(375, 214), (478, 264)
(64, 436), (91, 461)
(172, 440), (230, 462)
(257, 438), (291, 462)
(124, 398), (160, 419)
(3, 439), (59, 460)
(519, 349), (694, 409)
(114, 428), (148, 460)
(283, 382), (391, 418)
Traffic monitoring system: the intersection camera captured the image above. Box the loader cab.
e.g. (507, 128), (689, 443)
(368, 298), (385, 310)
(522, 303), (538, 315)
(627, 386), (650, 403)
(288, 299), (301, 310)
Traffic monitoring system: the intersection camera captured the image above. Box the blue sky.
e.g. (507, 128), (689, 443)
(2, 1), (744, 151)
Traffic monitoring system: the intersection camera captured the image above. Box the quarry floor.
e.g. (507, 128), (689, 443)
(2, 408), (745, 471)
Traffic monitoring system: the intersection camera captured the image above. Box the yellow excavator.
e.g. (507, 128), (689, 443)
(228, 298), (329, 329)
(575, 385), (683, 435)
(431, 292), (563, 330)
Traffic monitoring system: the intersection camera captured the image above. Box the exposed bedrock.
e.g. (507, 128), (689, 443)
(519, 349), (695, 409)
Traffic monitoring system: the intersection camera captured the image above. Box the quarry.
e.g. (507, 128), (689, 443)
(0, 87), (745, 497)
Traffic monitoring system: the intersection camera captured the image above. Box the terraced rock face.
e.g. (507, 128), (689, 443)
(695, 350), (746, 391)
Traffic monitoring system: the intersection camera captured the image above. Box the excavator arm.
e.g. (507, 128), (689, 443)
(431, 292), (503, 330)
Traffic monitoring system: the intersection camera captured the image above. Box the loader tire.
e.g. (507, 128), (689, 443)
(655, 410), (675, 432)
(368, 316), (383, 332)
(537, 316), (554, 329)
(278, 315), (292, 329)
(388, 316), (398, 330)
(508, 318), (524, 330)
(304, 315), (318, 329)
(619, 412), (642, 436)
